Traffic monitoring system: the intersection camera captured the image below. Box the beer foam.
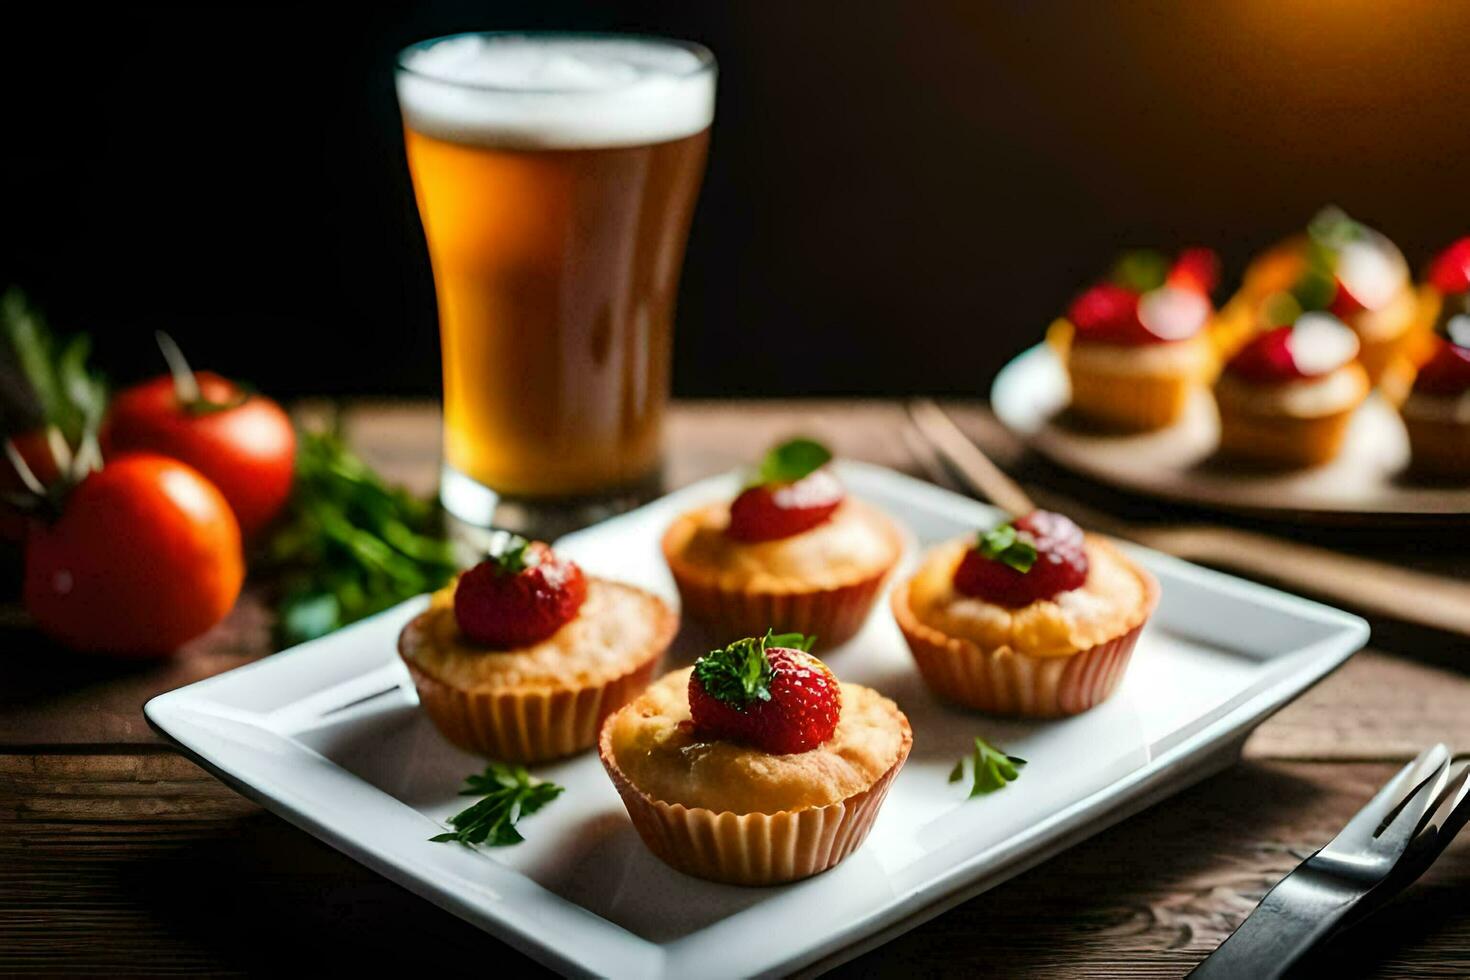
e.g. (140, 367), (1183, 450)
(396, 34), (715, 149)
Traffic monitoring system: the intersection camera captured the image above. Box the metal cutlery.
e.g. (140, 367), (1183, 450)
(1190, 745), (1470, 978)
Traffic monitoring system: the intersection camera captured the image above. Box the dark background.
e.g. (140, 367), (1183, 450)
(4, 1), (1470, 401)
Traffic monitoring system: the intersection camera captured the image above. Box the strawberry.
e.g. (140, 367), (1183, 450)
(1328, 278), (1367, 318)
(728, 469), (844, 542)
(1067, 283), (1152, 344)
(953, 510), (1089, 607)
(1166, 247), (1221, 297)
(689, 632), (840, 755)
(1413, 337), (1470, 397)
(453, 537), (587, 647)
(1428, 237), (1470, 296)
(726, 438), (844, 542)
(1225, 326), (1306, 384)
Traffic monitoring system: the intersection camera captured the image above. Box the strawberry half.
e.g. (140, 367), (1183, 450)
(689, 632), (841, 755)
(1428, 237), (1470, 296)
(727, 438), (844, 542)
(453, 537), (587, 648)
(953, 510), (1089, 607)
(1166, 247), (1221, 297)
(728, 469), (844, 542)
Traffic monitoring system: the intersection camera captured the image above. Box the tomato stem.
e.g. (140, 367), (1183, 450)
(155, 330), (201, 405)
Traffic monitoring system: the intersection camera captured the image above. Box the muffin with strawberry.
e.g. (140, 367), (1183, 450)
(1213, 312), (1370, 468)
(399, 535), (677, 762)
(661, 439), (903, 649)
(891, 510), (1157, 717)
(1238, 207), (1423, 390)
(1051, 247), (1220, 431)
(1400, 248), (1470, 478)
(599, 631), (912, 885)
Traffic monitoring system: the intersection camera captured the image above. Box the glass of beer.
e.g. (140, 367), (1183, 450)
(395, 33), (715, 531)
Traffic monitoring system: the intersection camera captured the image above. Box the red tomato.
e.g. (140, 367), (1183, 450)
(103, 372), (295, 537)
(1, 429), (62, 542)
(23, 454), (244, 656)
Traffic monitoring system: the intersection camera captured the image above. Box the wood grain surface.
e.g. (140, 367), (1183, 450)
(2, 400), (1468, 977)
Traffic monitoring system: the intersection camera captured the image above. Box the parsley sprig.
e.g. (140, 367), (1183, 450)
(485, 532), (536, 575)
(431, 762), (564, 847)
(265, 425), (458, 645)
(752, 437), (832, 486)
(949, 736), (1027, 796)
(693, 629), (816, 706)
(977, 522), (1038, 574)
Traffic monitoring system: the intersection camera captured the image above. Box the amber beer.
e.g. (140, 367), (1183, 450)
(396, 34), (715, 523)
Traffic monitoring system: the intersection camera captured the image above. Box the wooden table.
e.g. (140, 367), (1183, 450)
(3, 400), (1469, 977)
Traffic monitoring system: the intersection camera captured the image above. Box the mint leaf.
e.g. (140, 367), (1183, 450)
(1109, 249), (1169, 293)
(953, 736), (1027, 797)
(432, 762), (564, 847)
(1307, 206), (1361, 251)
(755, 438), (832, 486)
(977, 522), (1038, 574)
(487, 532), (535, 576)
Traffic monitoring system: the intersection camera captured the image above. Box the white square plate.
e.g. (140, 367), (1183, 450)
(146, 462), (1368, 978)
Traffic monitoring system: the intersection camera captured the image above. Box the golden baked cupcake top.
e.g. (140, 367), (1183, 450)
(906, 535), (1151, 658)
(663, 497), (901, 592)
(400, 536), (675, 692)
(605, 661), (907, 814)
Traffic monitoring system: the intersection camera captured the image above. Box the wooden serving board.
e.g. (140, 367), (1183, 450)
(991, 344), (1470, 522)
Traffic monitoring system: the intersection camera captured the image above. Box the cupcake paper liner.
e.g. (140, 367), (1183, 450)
(1067, 367), (1195, 431)
(891, 569), (1159, 718)
(665, 563), (893, 651)
(399, 611), (674, 764)
(598, 714), (913, 886)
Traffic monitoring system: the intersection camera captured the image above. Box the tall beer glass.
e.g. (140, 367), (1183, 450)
(395, 33), (715, 529)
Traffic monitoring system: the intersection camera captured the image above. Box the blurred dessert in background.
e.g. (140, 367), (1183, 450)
(1049, 247), (1220, 431)
(1213, 313), (1369, 468)
(1401, 240), (1470, 479)
(1231, 207), (1428, 394)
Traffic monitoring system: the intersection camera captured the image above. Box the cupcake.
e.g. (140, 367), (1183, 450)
(1051, 247), (1220, 431)
(399, 536), (677, 762)
(892, 510), (1157, 718)
(1238, 207), (1422, 389)
(598, 631), (912, 885)
(1400, 252), (1470, 478)
(662, 439), (903, 649)
(1213, 313), (1370, 468)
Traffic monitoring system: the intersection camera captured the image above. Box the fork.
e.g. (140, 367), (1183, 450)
(1189, 744), (1459, 978)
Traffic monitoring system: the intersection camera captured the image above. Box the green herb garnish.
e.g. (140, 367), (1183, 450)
(0, 287), (106, 444)
(753, 437), (832, 486)
(693, 629), (816, 706)
(487, 532), (535, 575)
(949, 736), (1027, 796)
(1108, 249), (1170, 294)
(977, 522), (1038, 574)
(265, 425), (458, 645)
(1307, 205), (1362, 251)
(431, 762), (564, 847)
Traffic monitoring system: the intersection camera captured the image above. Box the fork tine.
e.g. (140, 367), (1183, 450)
(1334, 744), (1448, 848)
(1419, 763), (1470, 839)
(1374, 753), (1451, 853)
